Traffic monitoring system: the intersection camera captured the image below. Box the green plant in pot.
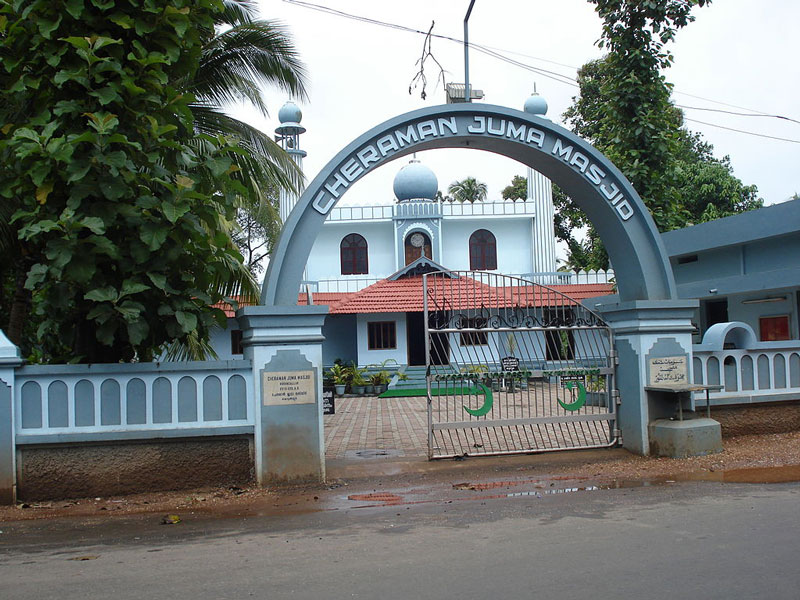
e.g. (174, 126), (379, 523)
(349, 364), (368, 395)
(327, 364), (349, 395)
(371, 370), (391, 394)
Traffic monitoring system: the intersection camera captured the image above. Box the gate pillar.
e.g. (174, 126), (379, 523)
(237, 306), (328, 484)
(0, 330), (24, 504)
(596, 300), (698, 455)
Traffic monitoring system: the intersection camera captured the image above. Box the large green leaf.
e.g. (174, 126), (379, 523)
(84, 286), (118, 303)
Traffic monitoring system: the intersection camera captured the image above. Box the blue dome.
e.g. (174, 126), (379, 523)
(393, 160), (438, 201)
(278, 101), (302, 124)
(523, 94), (548, 116)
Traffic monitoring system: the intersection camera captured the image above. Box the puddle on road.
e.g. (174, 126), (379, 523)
(668, 464), (800, 484)
(260, 465), (800, 516)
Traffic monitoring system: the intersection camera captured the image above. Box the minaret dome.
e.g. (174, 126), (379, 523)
(393, 159), (438, 201)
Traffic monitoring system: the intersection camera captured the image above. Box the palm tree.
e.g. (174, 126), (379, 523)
(191, 0), (308, 198)
(162, 1), (311, 360)
(447, 177), (488, 203)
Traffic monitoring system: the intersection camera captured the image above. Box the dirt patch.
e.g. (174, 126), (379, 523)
(2, 429), (799, 523)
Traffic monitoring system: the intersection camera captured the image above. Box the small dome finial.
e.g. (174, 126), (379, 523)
(393, 158), (438, 202)
(523, 86), (548, 116)
(278, 101), (302, 124)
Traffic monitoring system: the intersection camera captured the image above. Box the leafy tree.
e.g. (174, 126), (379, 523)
(501, 175), (527, 201)
(447, 177), (488, 203)
(231, 184), (281, 275)
(0, 0), (259, 363)
(552, 0), (761, 269)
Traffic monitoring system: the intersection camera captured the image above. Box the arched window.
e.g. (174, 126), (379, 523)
(404, 231), (432, 266)
(469, 229), (497, 270)
(340, 234), (368, 275)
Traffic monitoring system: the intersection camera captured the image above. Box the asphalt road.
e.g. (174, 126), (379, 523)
(1, 480), (798, 599)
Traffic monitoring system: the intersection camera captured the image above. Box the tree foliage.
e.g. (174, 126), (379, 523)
(501, 175), (527, 201)
(447, 177), (488, 203)
(0, 0), (260, 363)
(552, 0), (761, 269)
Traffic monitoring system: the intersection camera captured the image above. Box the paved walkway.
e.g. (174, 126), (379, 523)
(324, 396), (428, 459)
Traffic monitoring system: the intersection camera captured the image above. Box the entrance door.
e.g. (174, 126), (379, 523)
(406, 312), (425, 366)
(407, 311), (449, 366)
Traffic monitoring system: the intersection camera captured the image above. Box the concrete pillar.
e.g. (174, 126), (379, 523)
(528, 168), (557, 284)
(0, 329), (24, 504)
(237, 305), (328, 484)
(596, 300), (699, 455)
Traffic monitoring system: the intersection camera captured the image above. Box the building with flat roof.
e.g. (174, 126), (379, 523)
(662, 198), (800, 343)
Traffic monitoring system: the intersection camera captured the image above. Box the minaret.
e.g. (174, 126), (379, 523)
(523, 91), (558, 282)
(274, 101), (307, 224)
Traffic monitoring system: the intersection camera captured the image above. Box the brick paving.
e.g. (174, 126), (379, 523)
(324, 396), (428, 459)
(324, 383), (614, 459)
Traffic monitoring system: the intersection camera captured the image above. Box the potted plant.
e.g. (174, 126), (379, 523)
(327, 364), (349, 395)
(585, 373), (607, 407)
(371, 370), (391, 394)
(350, 364), (368, 395)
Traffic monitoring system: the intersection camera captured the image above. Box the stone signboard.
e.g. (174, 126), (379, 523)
(648, 356), (688, 386)
(262, 370), (315, 406)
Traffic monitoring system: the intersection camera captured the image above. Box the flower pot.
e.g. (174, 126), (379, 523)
(375, 384), (388, 394)
(351, 385), (366, 395)
(365, 384), (375, 394)
(334, 384), (346, 395)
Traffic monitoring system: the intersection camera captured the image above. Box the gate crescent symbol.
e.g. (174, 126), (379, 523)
(558, 381), (587, 412)
(462, 384), (493, 417)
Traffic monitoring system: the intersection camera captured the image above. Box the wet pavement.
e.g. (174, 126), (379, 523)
(1, 470), (798, 600)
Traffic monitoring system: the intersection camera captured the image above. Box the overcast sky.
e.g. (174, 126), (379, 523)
(247, 0), (800, 208)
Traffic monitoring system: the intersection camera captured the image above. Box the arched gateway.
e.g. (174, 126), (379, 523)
(240, 104), (701, 484)
(262, 104), (676, 306)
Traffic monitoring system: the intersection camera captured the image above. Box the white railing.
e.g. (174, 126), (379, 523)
(395, 201), (441, 219)
(692, 322), (800, 406)
(303, 277), (382, 294)
(442, 200), (537, 217)
(324, 200), (538, 222)
(14, 360), (255, 440)
(518, 270), (615, 286)
(326, 204), (394, 222)
(474, 270), (615, 286)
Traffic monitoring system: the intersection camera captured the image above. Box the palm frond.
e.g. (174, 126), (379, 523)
(162, 329), (220, 362)
(217, 0), (257, 27)
(190, 105), (304, 195)
(195, 21), (308, 116)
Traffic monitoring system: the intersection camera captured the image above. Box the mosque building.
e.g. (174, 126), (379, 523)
(214, 95), (615, 365)
(212, 96), (800, 366)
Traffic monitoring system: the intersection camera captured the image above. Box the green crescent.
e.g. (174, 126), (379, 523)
(463, 384), (493, 417)
(558, 381), (587, 411)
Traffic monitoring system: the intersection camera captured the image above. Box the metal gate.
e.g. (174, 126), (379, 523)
(424, 271), (618, 459)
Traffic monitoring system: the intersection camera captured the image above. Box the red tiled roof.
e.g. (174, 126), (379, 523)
(213, 292), (353, 317)
(329, 277), (614, 314)
(297, 292), (353, 310)
(213, 282), (614, 317)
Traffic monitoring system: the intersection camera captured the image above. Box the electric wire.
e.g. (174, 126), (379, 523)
(282, 0), (800, 143)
